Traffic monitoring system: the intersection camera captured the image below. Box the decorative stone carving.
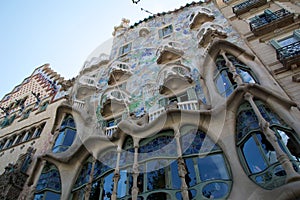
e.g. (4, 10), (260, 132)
(197, 22), (227, 48)
(100, 89), (130, 118)
(108, 61), (132, 86)
(157, 63), (193, 95)
(189, 7), (215, 30)
(112, 18), (130, 37)
(139, 27), (150, 37)
(0, 147), (34, 200)
(156, 41), (184, 64)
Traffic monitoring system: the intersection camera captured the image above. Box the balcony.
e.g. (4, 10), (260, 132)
(177, 100), (199, 110)
(156, 41), (184, 64)
(276, 41), (300, 69)
(76, 75), (98, 99)
(73, 99), (86, 112)
(81, 54), (110, 74)
(79, 75), (98, 87)
(108, 62), (132, 85)
(105, 125), (118, 138)
(249, 9), (294, 36)
(197, 22), (227, 48)
(158, 64), (193, 95)
(233, 0), (267, 16)
(148, 100), (199, 122)
(189, 7), (214, 30)
(100, 89), (130, 118)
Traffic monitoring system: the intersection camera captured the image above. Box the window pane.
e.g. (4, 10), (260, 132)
(242, 136), (267, 173)
(90, 181), (101, 200)
(103, 173), (114, 200)
(277, 129), (300, 161)
(184, 158), (197, 187)
(278, 36), (299, 46)
(53, 132), (65, 147)
(236, 68), (255, 83)
(216, 70), (235, 96)
(198, 154), (229, 181)
(202, 182), (229, 199)
(256, 133), (277, 164)
(62, 129), (76, 146)
(45, 191), (60, 200)
(117, 170), (127, 198)
(147, 192), (168, 200)
(146, 160), (166, 190)
(170, 161), (181, 189)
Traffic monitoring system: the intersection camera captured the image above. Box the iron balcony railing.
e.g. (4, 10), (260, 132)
(276, 41), (300, 68)
(233, 0), (267, 15)
(249, 9), (294, 36)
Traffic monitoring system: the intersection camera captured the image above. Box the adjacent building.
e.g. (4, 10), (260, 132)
(0, 0), (299, 199)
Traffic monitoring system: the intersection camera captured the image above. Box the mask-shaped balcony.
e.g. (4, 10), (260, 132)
(233, 0), (267, 16)
(100, 89), (130, 118)
(189, 7), (215, 30)
(108, 61), (132, 86)
(250, 9), (294, 36)
(197, 22), (227, 48)
(76, 75), (98, 99)
(158, 64), (193, 95)
(81, 54), (109, 74)
(156, 41), (184, 64)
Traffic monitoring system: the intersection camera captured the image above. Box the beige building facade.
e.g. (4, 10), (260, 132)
(0, 0), (300, 200)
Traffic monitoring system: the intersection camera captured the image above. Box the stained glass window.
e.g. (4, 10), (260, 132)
(34, 162), (61, 199)
(236, 101), (300, 189)
(180, 125), (232, 199)
(52, 114), (76, 153)
(214, 53), (257, 97)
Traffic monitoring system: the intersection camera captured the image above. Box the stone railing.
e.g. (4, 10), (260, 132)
(149, 107), (165, 122)
(105, 125), (118, 137)
(79, 76), (97, 87)
(148, 100), (199, 122)
(233, 0), (267, 15)
(73, 99), (86, 112)
(177, 100), (199, 110)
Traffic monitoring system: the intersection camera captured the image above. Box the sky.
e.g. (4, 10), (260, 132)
(0, 0), (196, 99)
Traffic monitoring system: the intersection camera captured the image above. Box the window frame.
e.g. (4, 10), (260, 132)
(158, 24), (173, 39)
(236, 101), (300, 189)
(119, 42), (132, 57)
(270, 30), (300, 49)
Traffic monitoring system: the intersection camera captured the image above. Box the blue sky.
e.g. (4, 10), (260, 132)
(0, 0), (195, 99)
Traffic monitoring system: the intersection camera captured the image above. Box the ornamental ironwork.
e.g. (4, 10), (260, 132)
(233, 0), (267, 15)
(249, 9), (294, 36)
(276, 41), (300, 68)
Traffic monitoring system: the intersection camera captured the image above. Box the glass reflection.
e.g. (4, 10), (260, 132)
(242, 136), (267, 173)
(170, 161), (181, 189)
(202, 182), (229, 199)
(198, 154), (229, 181)
(102, 173), (114, 200)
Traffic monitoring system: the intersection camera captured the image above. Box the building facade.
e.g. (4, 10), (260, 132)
(0, 0), (300, 200)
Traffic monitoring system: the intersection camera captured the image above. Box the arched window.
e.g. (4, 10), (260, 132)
(133, 130), (180, 199)
(236, 101), (300, 189)
(72, 157), (93, 199)
(34, 162), (61, 200)
(214, 53), (257, 97)
(72, 152), (117, 200)
(117, 137), (135, 198)
(180, 125), (232, 199)
(52, 114), (76, 153)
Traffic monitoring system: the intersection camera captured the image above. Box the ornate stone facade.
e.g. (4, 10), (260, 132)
(0, 1), (300, 200)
